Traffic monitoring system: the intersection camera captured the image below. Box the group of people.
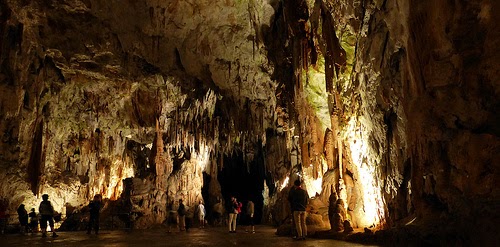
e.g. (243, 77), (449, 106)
(228, 197), (255, 234)
(15, 204), (38, 234)
(164, 196), (255, 234)
(5, 181), (307, 239)
(163, 181), (307, 238)
(165, 199), (206, 232)
(15, 194), (58, 238)
(11, 193), (102, 238)
(175, 179), (307, 239)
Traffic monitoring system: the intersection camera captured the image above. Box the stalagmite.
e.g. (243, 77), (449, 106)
(0, 1), (496, 245)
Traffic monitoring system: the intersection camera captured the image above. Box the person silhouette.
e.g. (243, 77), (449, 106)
(288, 180), (309, 240)
(17, 204), (28, 235)
(39, 194), (58, 238)
(28, 208), (38, 233)
(87, 194), (101, 234)
(245, 200), (255, 233)
(177, 199), (186, 231)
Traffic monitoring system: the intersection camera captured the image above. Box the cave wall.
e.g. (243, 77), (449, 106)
(405, 0), (500, 222)
(348, 0), (499, 226)
(262, 0), (499, 238)
(0, 0), (277, 224)
(0, 0), (498, 241)
(316, 0), (500, 241)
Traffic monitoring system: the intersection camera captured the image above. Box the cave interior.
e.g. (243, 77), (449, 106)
(0, 0), (498, 245)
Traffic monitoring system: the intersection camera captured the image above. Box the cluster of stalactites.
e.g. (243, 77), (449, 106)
(156, 85), (268, 176)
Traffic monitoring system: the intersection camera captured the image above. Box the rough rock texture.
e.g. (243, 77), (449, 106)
(0, 0), (498, 245)
(324, 0), (500, 245)
(0, 0), (276, 223)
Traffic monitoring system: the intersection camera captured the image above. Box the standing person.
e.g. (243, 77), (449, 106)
(245, 200), (255, 233)
(235, 198), (243, 225)
(287, 183), (297, 238)
(198, 201), (206, 228)
(212, 198), (224, 227)
(177, 199), (186, 231)
(39, 194), (58, 238)
(228, 197), (238, 233)
(87, 194), (101, 235)
(166, 199), (177, 233)
(288, 179), (309, 240)
(17, 204), (28, 235)
(0, 199), (7, 234)
(28, 208), (38, 233)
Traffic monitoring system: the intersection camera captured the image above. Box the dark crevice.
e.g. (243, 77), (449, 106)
(380, 31), (389, 69)
(174, 47), (185, 72)
(171, 148), (190, 173)
(125, 140), (154, 178)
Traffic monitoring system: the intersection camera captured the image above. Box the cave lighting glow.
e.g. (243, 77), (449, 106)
(105, 158), (135, 199)
(346, 117), (385, 227)
(18, 185), (80, 230)
(302, 172), (323, 197)
(193, 143), (211, 172)
(278, 176), (290, 191)
(18, 157), (135, 226)
(300, 156), (327, 197)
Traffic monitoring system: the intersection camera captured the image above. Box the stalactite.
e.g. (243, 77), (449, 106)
(27, 119), (44, 195)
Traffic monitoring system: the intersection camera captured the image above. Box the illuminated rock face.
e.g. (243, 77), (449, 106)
(349, 0), (499, 228)
(314, 0), (499, 243)
(0, 0), (498, 243)
(0, 0), (276, 223)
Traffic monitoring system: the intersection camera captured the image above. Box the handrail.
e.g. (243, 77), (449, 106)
(0, 212), (144, 231)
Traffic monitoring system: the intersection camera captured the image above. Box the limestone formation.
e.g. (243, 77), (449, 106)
(0, 0), (498, 245)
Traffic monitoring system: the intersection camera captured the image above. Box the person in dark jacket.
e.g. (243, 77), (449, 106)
(288, 179), (309, 240)
(177, 199), (186, 231)
(17, 204), (28, 235)
(39, 194), (57, 238)
(28, 208), (38, 233)
(228, 197), (238, 233)
(87, 194), (101, 234)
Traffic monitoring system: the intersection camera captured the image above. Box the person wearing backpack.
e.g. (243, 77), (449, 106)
(39, 194), (58, 238)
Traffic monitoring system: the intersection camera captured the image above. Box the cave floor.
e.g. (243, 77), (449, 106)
(0, 225), (378, 247)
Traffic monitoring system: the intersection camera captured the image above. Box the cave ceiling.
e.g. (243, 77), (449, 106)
(0, 0), (284, 216)
(0, 0), (499, 244)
